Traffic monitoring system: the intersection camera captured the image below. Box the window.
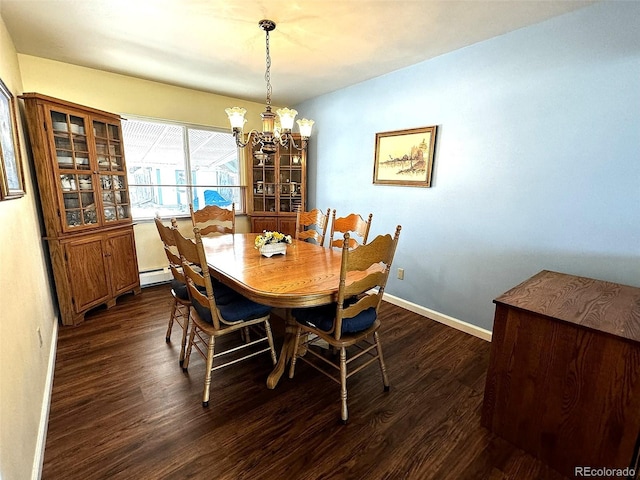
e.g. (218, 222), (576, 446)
(122, 117), (243, 220)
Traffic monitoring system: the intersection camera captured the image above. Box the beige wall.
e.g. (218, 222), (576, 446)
(18, 54), (257, 274)
(0, 17), (58, 480)
(18, 54), (265, 131)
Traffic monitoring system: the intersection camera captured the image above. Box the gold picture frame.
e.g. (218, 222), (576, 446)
(0, 78), (25, 200)
(373, 125), (437, 187)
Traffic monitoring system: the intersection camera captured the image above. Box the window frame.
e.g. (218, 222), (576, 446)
(121, 114), (246, 220)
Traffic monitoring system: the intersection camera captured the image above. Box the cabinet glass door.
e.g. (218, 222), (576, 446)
(100, 173), (131, 222)
(252, 149), (276, 213)
(51, 110), (90, 172)
(94, 120), (123, 173)
(277, 143), (303, 214)
(94, 120), (131, 222)
(50, 110), (96, 229)
(61, 173), (97, 227)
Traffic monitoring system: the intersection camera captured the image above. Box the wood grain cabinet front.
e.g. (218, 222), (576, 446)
(250, 215), (297, 237)
(105, 228), (139, 295)
(64, 234), (111, 314)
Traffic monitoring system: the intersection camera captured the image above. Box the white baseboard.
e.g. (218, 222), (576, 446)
(382, 293), (492, 342)
(140, 268), (172, 287)
(32, 319), (59, 480)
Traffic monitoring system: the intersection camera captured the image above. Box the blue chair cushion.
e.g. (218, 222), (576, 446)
(170, 279), (189, 300)
(192, 296), (271, 325)
(292, 300), (377, 334)
(211, 281), (244, 306)
(172, 276), (243, 305)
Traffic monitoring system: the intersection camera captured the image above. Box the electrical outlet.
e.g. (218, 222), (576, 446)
(397, 268), (404, 280)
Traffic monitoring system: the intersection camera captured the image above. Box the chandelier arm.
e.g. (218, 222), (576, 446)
(232, 129), (261, 149)
(278, 133), (307, 151)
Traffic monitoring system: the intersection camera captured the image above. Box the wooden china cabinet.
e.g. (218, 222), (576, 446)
(21, 93), (140, 326)
(247, 136), (306, 237)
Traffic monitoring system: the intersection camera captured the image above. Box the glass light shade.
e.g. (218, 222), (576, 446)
(225, 107), (247, 129)
(296, 118), (315, 138)
(276, 108), (298, 130)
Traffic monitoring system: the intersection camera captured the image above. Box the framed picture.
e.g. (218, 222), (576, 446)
(373, 125), (437, 187)
(0, 78), (25, 200)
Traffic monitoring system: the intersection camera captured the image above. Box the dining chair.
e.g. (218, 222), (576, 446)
(295, 207), (331, 246)
(289, 225), (402, 423)
(154, 216), (192, 366)
(174, 226), (277, 407)
(329, 210), (373, 249)
(190, 203), (235, 236)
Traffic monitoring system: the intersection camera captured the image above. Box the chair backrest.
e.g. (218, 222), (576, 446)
(190, 203), (235, 236)
(173, 226), (222, 330)
(333, 225), (401, 340)
(154, 216), (185, 284)
(329, 211), (373, 249)
(295, 207), (330, 246)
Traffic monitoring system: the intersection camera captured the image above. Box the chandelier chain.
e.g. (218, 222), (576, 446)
(265, 29), (272, 107)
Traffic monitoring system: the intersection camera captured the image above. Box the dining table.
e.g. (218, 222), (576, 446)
(200, 233), (344, 389)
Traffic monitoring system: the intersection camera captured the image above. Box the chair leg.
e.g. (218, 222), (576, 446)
(374, 331), (390, 391)
(288, 326), (303, 379)
(182, 322), (197, 372)
(178, 307), (190, 366)
(202, 335), (216, 407)
(264, 320), (277, 365)
(340, 347), (348, 424)
(166, 298), (178, 342)
(242, 326), (251, 344)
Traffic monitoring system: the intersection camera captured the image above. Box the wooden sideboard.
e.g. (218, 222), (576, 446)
(482, 270), (640, 478)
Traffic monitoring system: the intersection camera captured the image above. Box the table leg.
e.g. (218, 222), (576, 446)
(267, 310), (297, 389)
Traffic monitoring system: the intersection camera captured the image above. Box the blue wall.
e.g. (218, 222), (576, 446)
(297, 2), (640, 331)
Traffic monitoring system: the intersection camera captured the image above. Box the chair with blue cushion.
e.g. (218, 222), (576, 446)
(174, 226), (277, 407)
(154, 216), (192, 366)
(190, 203), (235, 236)
(289, 225), (401, 423)
(329, 210), (373, 249)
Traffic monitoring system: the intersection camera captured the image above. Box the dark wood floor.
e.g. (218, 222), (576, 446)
(42, 284), (568, 480)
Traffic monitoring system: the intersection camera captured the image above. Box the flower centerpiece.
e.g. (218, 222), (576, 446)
(255, 231), (292, 257)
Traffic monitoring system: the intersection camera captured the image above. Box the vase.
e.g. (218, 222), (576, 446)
(259, 242), (287, 257)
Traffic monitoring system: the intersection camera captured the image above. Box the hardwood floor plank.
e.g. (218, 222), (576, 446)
(42, 284), (568, 479)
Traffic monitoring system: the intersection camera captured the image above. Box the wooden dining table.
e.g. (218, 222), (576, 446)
(201, 233), (344, 389)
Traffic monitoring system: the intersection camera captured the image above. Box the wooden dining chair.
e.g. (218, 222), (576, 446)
(289, 225), (402, 423)
(174, 227), (277, 407)
(295, 207), (331, 246)
(329, 210), (373, 249)
(154, 216), (192, 366)
(190, 203), (235, 236)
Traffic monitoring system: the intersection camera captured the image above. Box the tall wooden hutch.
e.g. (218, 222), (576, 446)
(21, 93), (140, 326)
(247, 136), (306, 237)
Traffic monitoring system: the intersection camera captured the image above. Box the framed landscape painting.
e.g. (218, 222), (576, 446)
(0, 78), (25, 200)
(373, 125), (437, 187)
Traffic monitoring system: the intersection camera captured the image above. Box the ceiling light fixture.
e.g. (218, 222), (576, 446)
(225, 19), (314, 154)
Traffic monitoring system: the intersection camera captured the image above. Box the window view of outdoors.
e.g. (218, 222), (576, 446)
(122, 118), (242, 219)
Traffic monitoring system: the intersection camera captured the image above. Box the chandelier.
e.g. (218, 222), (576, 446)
(225, 19), (314, 154)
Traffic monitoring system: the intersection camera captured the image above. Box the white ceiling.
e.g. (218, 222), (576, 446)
(2, 0), (596, 106)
